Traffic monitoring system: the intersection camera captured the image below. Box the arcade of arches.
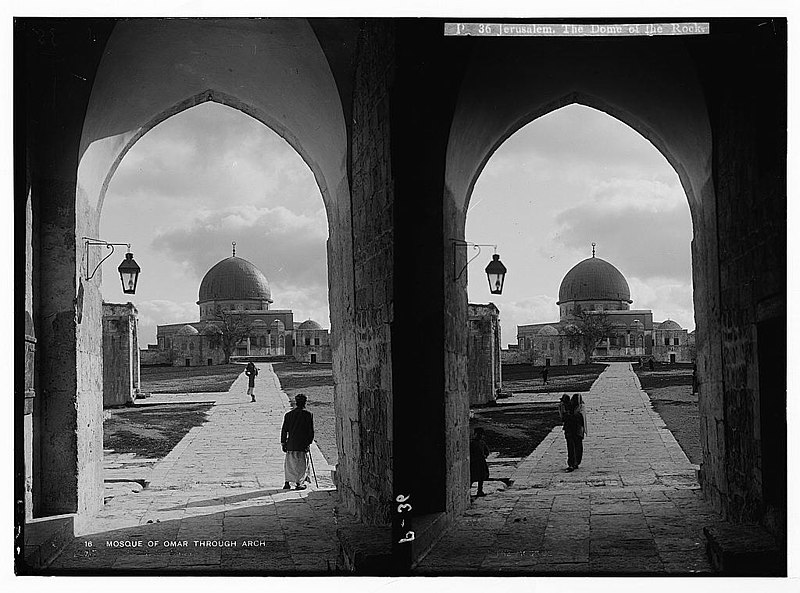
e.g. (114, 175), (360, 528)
(18, 18), (786, 571)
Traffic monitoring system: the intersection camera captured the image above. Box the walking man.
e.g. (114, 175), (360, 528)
(245, 361), (258, 402)
(281, 393), (314, 490)
(541, 366), (549, 385)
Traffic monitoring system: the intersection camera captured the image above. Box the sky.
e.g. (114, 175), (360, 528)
(100, 103), (329, 345)
(100, 101), (694, 348)
(465, 104), (694, 346)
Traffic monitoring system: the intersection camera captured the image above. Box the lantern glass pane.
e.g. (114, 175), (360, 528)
(487, 272), (504, 294)
(120, 271), (138, 294)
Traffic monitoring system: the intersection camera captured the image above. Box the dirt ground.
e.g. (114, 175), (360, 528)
(470, 364), (606, 459)
(635, 362), (701, 464)
(471, 403), (561, 458)
(502, 363), (606, 394)
(140, 364), (243, 394)
(104, 403), (213, 459)
(272, 362), (337, 466)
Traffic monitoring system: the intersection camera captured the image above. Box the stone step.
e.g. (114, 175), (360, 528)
(703, 524), (783, 576)
(22, 514), (75, 572)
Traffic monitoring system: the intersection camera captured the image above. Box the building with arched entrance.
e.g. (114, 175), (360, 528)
(18, 17), (786, 573)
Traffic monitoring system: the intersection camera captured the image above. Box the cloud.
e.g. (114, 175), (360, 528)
(491, 296), (559, 347)
(270, 283), (331, 329)
(106, 102), (322, 214)
(151, 204), (329, 292)
(550, 178), (692, 282)
(487, 103), (677, 177)
(135, 299), (199, 344)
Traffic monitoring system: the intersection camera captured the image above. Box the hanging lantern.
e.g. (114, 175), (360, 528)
(118, 251), (141, 295)
(485, 253), (507, 295)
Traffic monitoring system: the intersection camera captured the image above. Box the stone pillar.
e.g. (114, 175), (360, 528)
(22, 20), (110, 522)
(334, 20), (396, 527)
(695, 20), (786, 554)
(102, 302), (139, 407)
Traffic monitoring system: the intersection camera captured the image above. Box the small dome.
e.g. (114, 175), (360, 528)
(198, 256), (272, 304)
(538, 325), (558, 336)
(298, 319), (322, 330)
(659, 319), (682, 330)
(558, 257), (632, 304)
(176, 324), (199, 336)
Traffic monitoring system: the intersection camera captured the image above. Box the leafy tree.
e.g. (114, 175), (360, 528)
(563, 305), (615, 364)
(205, 306), (253, 364)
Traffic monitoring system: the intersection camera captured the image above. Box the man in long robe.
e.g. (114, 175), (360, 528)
(281, 393), (314, 490)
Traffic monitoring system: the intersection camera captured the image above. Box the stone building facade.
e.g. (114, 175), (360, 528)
(467, 303), (502, 405)
(18, 18), (786, 572)
(516, 254), (695, 365)
(293, 319), (333, 363)
(101, 302), (140, 406)
(651, 320), (695, 363)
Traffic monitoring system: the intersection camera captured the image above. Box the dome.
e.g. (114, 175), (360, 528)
(658, 319), (682, 330)
(298, 319), (322, 330)
(176, 324), (199, 336)
(558, 257), (632, 304)
(198, 256), (272, 304)
(538, 325), (558, 336)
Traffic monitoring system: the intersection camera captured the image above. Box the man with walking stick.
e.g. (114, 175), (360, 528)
(281, 393), (314, 490)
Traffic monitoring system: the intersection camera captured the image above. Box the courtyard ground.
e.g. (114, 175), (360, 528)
(418, 363), (721, 575)
(51, 364), (337, 575)
(634, 362), (700, 464)
(271, 362), (337, 466)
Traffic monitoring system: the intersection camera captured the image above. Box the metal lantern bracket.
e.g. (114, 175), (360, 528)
(82, 237), (131, 281)
(451, 239), (497, 282)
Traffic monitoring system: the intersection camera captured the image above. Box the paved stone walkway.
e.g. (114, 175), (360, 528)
(49, 364), (339, 574)
(416, 363), (726, 575)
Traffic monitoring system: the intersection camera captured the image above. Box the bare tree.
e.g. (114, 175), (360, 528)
(206, 306), (253, 364)
(563, 305), (615, 364)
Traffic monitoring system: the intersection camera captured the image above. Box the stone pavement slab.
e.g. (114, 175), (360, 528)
(416, 362), (726, 575)
(48, 364), (339, 575)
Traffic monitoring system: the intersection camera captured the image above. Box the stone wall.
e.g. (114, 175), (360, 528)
(140, 348), (172, 366)
(102, 302), (139, 407)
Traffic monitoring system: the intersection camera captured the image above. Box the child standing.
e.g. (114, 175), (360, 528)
(470, 427), (490, 497)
